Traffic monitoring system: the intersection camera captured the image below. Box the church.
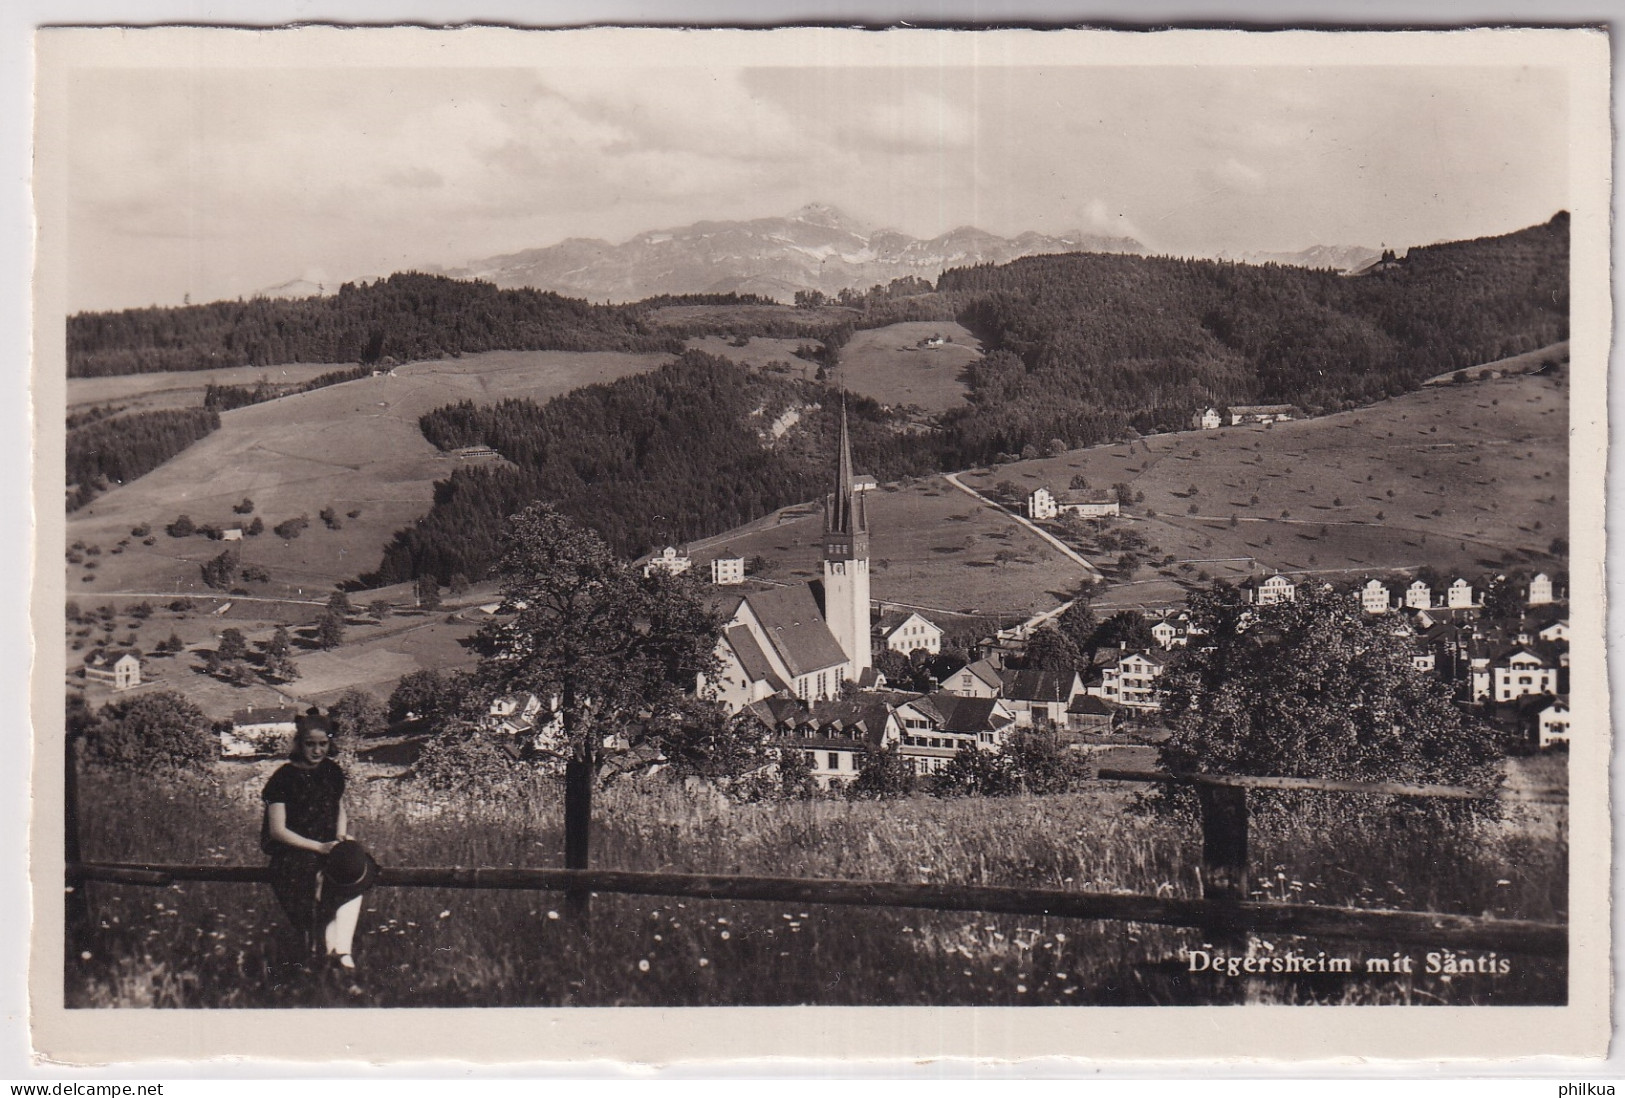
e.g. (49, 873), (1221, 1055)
(703, 402), (876, 711)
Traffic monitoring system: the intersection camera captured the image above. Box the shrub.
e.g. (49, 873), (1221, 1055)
(81, 691), (214, 773)
(166, 514), (195, 538)
(273, 516), (309, 540)
(410, 720), (527, 795)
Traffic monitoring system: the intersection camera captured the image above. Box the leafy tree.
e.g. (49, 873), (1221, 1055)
(245, 516), (264, 537)
(263, 625), (292, 659)
(200, 549), (239, 589)
(1159, 583), (1499, 786)
(314, 610), (345, 650)
(326, 590), (353, 617)
(261, 651), (300, 683)
(1023, 625), (1083, 672)
(449, 572), (471, 596)
(389, 669), (447, 723)
(1112, 482), (1134, 506)
(657, 706), (769, 780)
(873, 648), (914, 690)
(848, 744), (915, 799)
(368, 598), (392, 620)
(474, 502), (723, 771)
(224, 661), (256, 687)
(216, 627), (248, 662)
(1480, 572), (1527, 625)
(233, 498), (255, 514)
(411, 719), (526, 796)
(415, 575), (442, 610)
(1089, 609), (1156, 656)
(329, 688), (387, 741)
(1002, 729), (1084, 794)
(273, 516), (309, 540)
(82, 690), (213, 772)
(166, 514), (196, 538)
(930, 745), (1013, 797)
(776, 747), (817, 800)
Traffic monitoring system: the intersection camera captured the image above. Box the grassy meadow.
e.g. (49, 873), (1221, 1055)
(830, 321), (979, 414)
(68, 763), (1567, 1008)
(63, 349), (672, 602)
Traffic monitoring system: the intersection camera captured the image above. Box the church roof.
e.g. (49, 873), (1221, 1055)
(743, 585), (850, 679)
(723, 625), (787, 692)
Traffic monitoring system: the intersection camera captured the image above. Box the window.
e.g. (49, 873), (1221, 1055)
(828, 752), (840, 771)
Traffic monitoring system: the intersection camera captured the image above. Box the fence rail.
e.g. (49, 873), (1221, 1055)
(67, 859), (1566, 957)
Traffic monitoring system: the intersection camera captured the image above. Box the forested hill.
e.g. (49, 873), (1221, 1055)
(66, 273), (685, 376)
(939, 212), (1568, 447)
(364, 352), (941, 586)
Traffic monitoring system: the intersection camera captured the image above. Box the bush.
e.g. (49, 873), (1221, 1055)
(273, 516), (309, 540)
(410, 721), (527, 795)
(81, 691), (214, 773)
(166, 514), (195, 538)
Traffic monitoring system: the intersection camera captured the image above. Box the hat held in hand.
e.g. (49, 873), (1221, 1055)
(322, 839), (380, 898)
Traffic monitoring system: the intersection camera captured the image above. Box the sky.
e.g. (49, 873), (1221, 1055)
(62, 61), (1568, 313)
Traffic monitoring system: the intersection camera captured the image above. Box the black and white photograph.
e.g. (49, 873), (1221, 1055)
(29, 23), (1610, 1064)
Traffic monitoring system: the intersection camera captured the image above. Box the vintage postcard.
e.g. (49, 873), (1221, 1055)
(28, 24), (1610, 1067)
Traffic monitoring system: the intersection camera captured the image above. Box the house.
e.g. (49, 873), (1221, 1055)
(710, 557), (746, 586)
(1490, 648), (1558, 704)
(1027, 486), (1121, 521)
(1063, 694), (1117, 736)
(939, 657), (1005, 699)
(1528, 573), (1554, 606)
(1000, 669), (1085, 727)
(874, 610), (943, 656)
(221, 524), (244, 542)
(1357, 579), (1393, 615)
(485, 693), (567, 753)
(1150, 615), (1190, 649)
(894, 692), (1017, 759)
(1247, 574), (1297, 606)
(1227, 404), (1297, 426)
(82, 649), (141, 691)
(761, 695), (900, 790)
(643, 546), (693, 577)
(1539, 619), (1570, 643)
(1089, 650), (1166, 710)
(853, 474), (879, 493)
(1446, 578), (1476, 609)
(1191, 407), (1222, 430)
(1538, 697), (1570, 748)
(220, 704), (301, 757)
(1404, 580), (1434, 610)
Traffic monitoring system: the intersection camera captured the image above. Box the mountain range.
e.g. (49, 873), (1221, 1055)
(433, 204), (1147, 303)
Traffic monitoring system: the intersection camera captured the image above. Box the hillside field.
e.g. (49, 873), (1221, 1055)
(830, 321), (979, 414)
(959, 369), (1567, 610)
(62, 348), (672, 601)
(68, 361), (365, 416)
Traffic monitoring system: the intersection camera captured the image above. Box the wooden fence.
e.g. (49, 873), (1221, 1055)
(65, 768), (1567, 962)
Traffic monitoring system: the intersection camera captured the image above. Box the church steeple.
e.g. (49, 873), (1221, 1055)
(824, 397), (869, 548)
(821, 395), (871, 678)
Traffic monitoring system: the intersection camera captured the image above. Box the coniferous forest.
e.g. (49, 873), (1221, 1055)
(66, 408), (220, 510)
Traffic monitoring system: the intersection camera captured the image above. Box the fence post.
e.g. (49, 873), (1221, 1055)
(64, 736), (91, 966)
(563, 759), (592, 920)
(1195, 782), (1252, 1003)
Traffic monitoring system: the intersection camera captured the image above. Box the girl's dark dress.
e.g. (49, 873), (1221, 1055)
(261, 758), (346, 936)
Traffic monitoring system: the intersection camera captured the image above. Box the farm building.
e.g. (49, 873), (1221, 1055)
(1539, 620), (1569, 643)
(1538, 697), (1570, 748)
(1027, 486), (1120, 520)
(220, 704), (301, 757)
(1064, 694), (1117, 735)
(1000, 669), (1085, 727)
(643, 546), (693, 577)
(1226, 404), (1298, 426)
(1528, 573), (1555, 606)
(874, 610), (943, 656)
(82, 649), (141, 691)
(710, 557), (745, 586)
(1191, 407), (1223, 430)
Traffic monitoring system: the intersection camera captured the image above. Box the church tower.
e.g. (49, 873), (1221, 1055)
(822, 399), (871, 680)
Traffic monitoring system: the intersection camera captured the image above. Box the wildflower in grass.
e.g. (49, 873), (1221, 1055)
(547, 911), (560, 920)
(638, 959), (650, 972)
(654, 934), (662, 942)
(720, 931), (730, 940)
(1017, 985), (1027, 993)
(698, 958), (709, 968)
(439, 910), (451, 919)
(79, 951), (92, 961)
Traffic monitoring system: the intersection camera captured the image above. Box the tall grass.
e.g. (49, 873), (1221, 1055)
(67, 764), (1567, 1008)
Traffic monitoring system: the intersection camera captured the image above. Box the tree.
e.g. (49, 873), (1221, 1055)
(1055, 584), (1099, 650)
(326, 590), (353, 617)
(449, 572), (471, 596)
(1023, 625), (1083, 672)
(166, 514), (195, 538)
(263, 625), (292, 659)
(848, 744), (915, 799)
(930, 744), (1013, 797)
(474, 502), (723, 771)
(262, 651), (300, 683)
(1002, 729), (1083, 794)
(315, 610), (345, 650)
(233, 498), (255, 514)
(1480, 572), (1526, 625)
(657, 706), (769, 781)
(246, 516), (264, 537)
(1089, 609), (1155, 656)
(1069, 474), (1090, 491)
(1158, 583), (1499, 786)
(1112, 482), (1134, 506)
(82, 690), (213, 772)
(329, 688), (387, 740)
(776, 746), (817, 800)
(389, 669), (447, 723)
(368, 598), (392, 620)
(216, 627), (248, 662)
(415, 574), (442, 610)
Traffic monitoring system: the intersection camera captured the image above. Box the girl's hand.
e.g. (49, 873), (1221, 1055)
(318, 841), (339, 855)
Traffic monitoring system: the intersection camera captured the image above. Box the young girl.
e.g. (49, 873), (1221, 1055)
(262, 708), (362, 969)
